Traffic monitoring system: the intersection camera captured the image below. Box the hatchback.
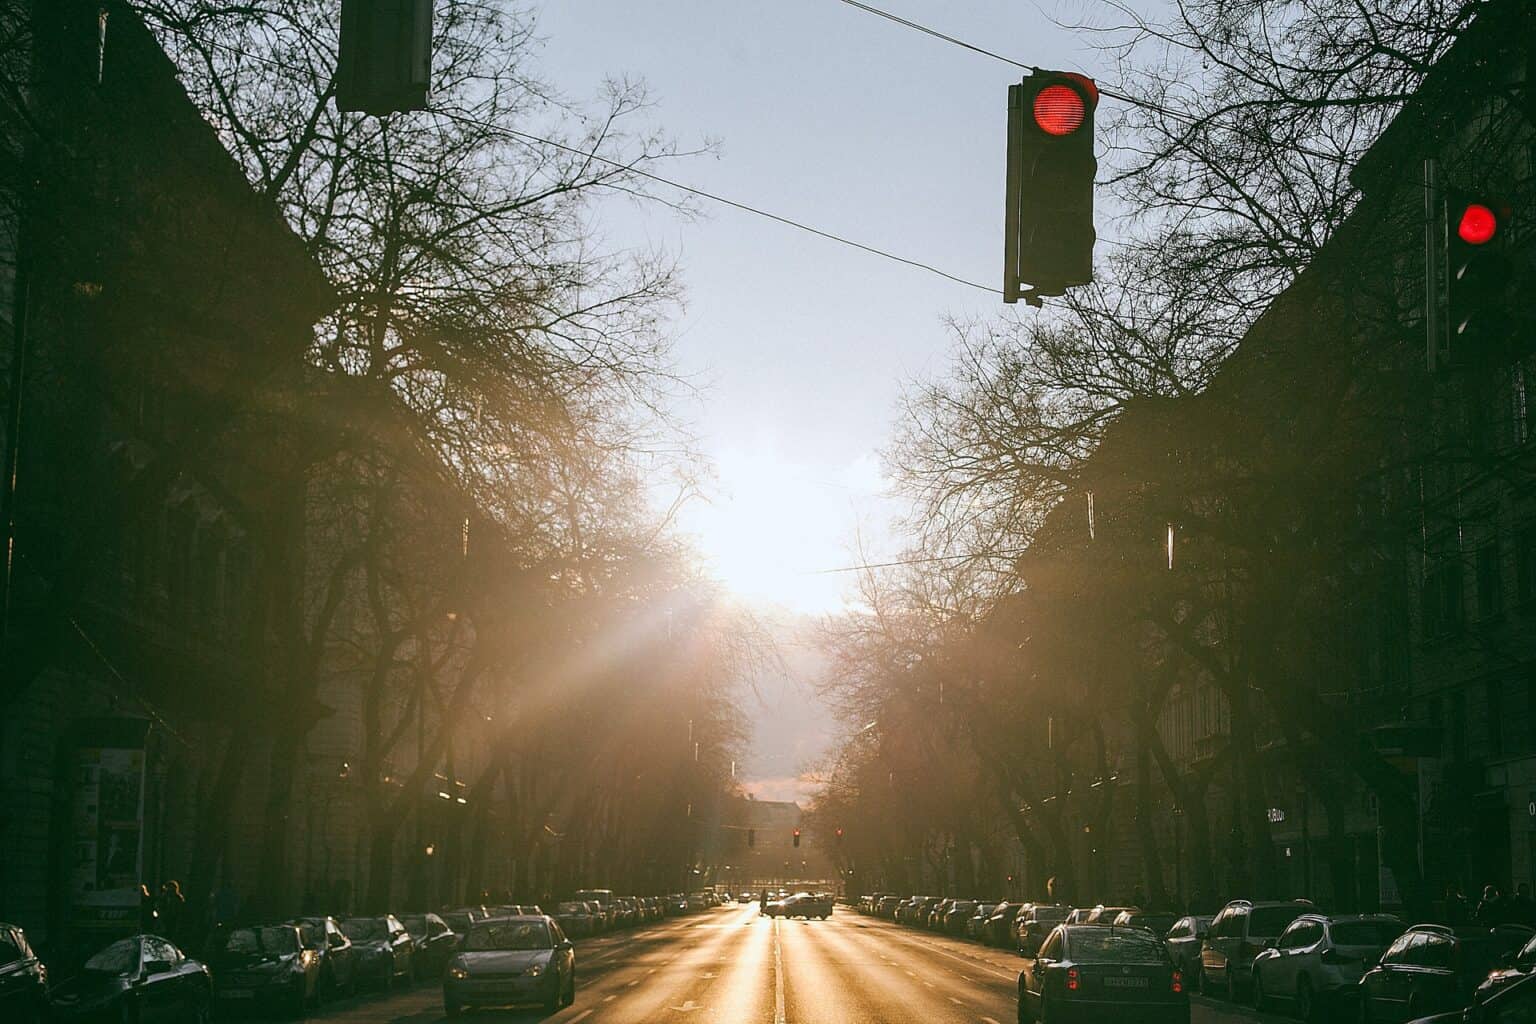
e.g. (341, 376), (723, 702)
(1251, 913), (1402, 1019)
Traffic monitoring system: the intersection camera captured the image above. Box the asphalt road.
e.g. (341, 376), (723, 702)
(251, 904), (1304, 1024)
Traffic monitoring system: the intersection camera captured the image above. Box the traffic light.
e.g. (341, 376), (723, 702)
(1444, 190), (1513, 361)
(337, 0), (433, 115)
(792, 829), (801, 848)
(1003, 70), (1098, 304)
(834, 827), (844, 843)
(748, 829), (756, 848)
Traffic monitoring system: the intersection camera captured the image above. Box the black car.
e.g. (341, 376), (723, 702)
(209, 923), (320, 1016)
(1359, 925), (1533, 1024)
(0, 923), (48, 1024)
(1018, 924), (1190, 1024)
(290, 916), (356, 999)
(399, 913), (458, 982)
(988, 904), (1024, 947)
(51, 934), (212, 1024)
(341, 915), (414, 990)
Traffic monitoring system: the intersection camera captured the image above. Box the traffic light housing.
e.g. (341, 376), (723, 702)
(337, 0), (433, 115)
(1444, 190), (1513, 362)
(1004, 71), (1098, 304)
(792, 829), (801, 848)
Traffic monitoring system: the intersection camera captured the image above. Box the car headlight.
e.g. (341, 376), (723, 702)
(525, 964), (543, 977)
(448, 966), (470, 980)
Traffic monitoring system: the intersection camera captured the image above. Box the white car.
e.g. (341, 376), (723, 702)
(1251, 912), (1403, 1020)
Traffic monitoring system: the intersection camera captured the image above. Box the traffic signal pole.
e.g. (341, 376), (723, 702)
(1424, 158), (1446, 372)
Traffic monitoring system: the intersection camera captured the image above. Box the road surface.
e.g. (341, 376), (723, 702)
(265, 904), (1299, 1024)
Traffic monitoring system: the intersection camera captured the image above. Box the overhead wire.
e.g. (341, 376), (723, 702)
(191, 36), (1002, 296)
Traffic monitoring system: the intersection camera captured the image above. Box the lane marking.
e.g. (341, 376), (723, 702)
(983, 1017), (1003, 1024)
(603, 995), (617, 1003)
(773, 917), (787, 1024)
(949, 996), (963, 1005)
(627, 979), (640, 987)
(568, 1011), (594, 1024)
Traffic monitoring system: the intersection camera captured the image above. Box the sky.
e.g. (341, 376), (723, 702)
(530, 0), (1115, 799)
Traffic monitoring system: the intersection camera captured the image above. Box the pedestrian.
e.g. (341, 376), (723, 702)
(760, 889), (769, 916)
(158, 880), (186, 943)
(139, 884), (159, 933)
(1477, 883), (1506, 925)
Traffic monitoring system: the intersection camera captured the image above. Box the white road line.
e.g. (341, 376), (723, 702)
(949, 996), (963, 1005)
(773, 918), (787, 1024)
(567, 1011), (594, 1024)
(602, 994), (617, 1003)
(905, 970), (918, 978)
(982, 1017), (1003, 1024)
(627, 978), (640, 986)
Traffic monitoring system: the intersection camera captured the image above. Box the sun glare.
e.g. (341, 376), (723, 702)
(679, 446), (887, 615)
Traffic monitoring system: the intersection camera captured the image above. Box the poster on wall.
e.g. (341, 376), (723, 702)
(69, 719), (151, 937)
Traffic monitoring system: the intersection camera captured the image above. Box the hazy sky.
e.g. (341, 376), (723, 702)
(531, 0), (1115, 796)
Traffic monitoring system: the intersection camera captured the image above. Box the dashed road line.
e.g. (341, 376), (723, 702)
(567, 1011), (594, 1024)
(949, 996), (963, 1005)
(773, 918), (787, 1024)
(982, 1017), (1003, 1024)
(602, 994), (617, 1003)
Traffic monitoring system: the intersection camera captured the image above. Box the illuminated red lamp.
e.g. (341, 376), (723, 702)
(1033, 84), (1086, 136)
(1458, 203), (1498, 245)
(1066, 967), (1080, 991)
(1171, 970), (1184, 993)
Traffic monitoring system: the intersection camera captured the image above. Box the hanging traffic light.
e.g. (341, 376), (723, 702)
(1003, 70), (1098, 304)
(337, 0), (433, 115)
(834, 827), (844, 843)
(1444, 190), (1513, 362)
(792, 829), (801, 848)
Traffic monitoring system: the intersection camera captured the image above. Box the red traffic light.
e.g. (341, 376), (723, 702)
(1458, 203), (1498, 245)
(793, 828), (800, 836)
(1033, 84), (1086, 136)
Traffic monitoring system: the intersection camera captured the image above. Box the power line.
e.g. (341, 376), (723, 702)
(190, 36), (1002, 296)
(829, 0), (1355, 168)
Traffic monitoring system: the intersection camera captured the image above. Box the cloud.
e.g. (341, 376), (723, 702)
(742, 775), (819, 805)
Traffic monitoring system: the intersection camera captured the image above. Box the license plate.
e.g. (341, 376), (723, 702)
(221, 990), (254, 999)
(1103, 977), (1149, 988)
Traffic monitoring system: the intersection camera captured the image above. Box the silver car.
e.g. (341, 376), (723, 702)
(443, 916), (575, 1016)
(1251, 913), (1403, 1019)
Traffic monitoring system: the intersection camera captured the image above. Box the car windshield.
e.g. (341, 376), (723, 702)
(1251, 907), (1307, 936)
(84, 939), (139, 973)
(344, 919), (387, 941)
(463, 922), (553, 952)
(1067, 930), (1167, 962)
(224, 927), (298, 955)
(1333, 922), (1403, 946)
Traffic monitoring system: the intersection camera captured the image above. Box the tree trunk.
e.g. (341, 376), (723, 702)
(365, 822), (398, 912)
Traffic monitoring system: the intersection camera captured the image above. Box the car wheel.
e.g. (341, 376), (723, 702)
(1227, 965), (1238, 1003)
(544, 984), (561, 1014)
(564, 972), (577, 1007)
(445, 1000), (461, 1018)
(1297, 976), (1316, 1023)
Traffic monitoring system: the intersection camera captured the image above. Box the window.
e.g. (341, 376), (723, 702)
(1381, 932), (1417, 965)
(1037, 931), (1063, 961)
(1278, 921), (1311, 950)
(1479, 541), (1504, 620)
(1420, 934), (1454, 969)
(1516, 525), (1536, 607)
(1422, 552), (1465, 639)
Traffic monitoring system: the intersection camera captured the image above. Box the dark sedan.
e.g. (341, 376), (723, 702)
(290, 916), (356, 1000)
(1360, 925), (1532, 1024)
(209, 923), (320, 1016)
(50, 934), (211, 1024)
(1018, 924), (1190, 1024)
(0, 923), (48, 1024)
(399, 913), (458, 982)
(341, 915), (414, 991)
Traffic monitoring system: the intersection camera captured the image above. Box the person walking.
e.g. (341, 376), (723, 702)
(1477, 884), (1506, 925)
(760, 889), (769, 916)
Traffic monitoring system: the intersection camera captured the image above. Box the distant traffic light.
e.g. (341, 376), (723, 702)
(1004, 70), (1098, 304)
(835, 827), (844, 843)
(337, 0), (433, 115)
(792, 829), (801, 848)
(1444, 190), (1512, 361)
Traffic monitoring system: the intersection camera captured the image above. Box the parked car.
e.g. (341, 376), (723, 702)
(1165, 916), (1214, 991)
(987, 903), (1024, 947)
(767, 893), (834, 919)
(969, 903), (1001, 940)
(1252, 913), (1402, 1020)
(554, 902), (597, 939)
(1472, 927), (1536, 1009)
(209, 923), (319, 1016)
(444, 916), (575, 1017)
(1086, 906), (1138, 924)
(1115, 911), (1180, 937)
(1017, 924), (1189, 1024)
(1201, 899), (1314, 1000)
(0, 922), (48, 1024)
(399, 913), (458, 981)
(1017, 904), (1073, 957)
(1358, 925), (1532, 1024)
(877, 896), (903, 918)
(341, 915), (414, 990)
(1467, 971), (1536, 1024)
(945, 900), (979, 936)
(1066, 908), (1096, 924)
(930, 898), (956, 930)
(290, 915), (357, 999)
(439, 908), (484, 938)
(51, 935), (211, 1024)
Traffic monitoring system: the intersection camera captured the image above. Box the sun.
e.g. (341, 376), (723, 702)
(675, 445), (886, 615)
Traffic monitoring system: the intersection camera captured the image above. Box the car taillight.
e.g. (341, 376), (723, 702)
(1067, 968), (1080, 991)
(1172, 970), (1184, 993)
